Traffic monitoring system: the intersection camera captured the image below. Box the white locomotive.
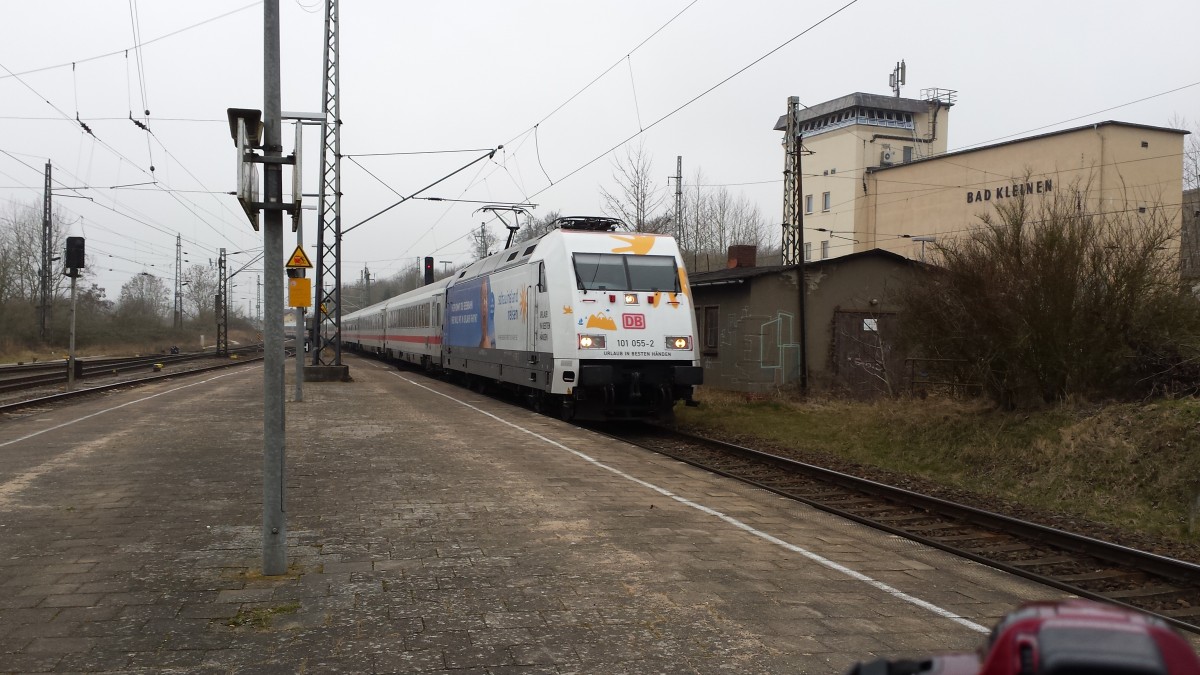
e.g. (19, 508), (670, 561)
(341, 217), (702, 420)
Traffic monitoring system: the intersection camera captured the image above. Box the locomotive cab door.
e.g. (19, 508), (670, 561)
(530, 262), (547, 360)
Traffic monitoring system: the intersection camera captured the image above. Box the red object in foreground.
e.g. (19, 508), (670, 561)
(845, 599), (1200, 675)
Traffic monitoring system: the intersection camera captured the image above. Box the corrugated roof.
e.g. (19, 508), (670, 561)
(688, 248), (913, 287)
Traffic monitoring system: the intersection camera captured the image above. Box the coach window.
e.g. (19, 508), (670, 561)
(702, 306), (719, 355)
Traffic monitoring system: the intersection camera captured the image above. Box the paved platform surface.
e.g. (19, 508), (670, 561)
(0, 354), (1069, 673)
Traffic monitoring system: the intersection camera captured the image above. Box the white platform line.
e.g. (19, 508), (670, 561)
(395, 373), (990, 634)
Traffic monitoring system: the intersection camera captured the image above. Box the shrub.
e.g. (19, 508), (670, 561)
(901, 182), (1200, 407)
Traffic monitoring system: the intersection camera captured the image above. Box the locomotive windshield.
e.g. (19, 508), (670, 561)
(573, 253), (679, 292)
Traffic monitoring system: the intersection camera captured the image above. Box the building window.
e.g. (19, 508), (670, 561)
(804, 242), (812, 261)
(903, 146), (913, 163)
(822, 192), (831, 211)
(804, 194), (813, 214)
(821, 240), (829, 259)
(702, 306), (719, 355)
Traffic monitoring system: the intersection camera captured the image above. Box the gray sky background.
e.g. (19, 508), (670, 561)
(2, 0), (1198, 314)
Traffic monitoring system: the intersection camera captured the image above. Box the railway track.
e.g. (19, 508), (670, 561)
(0, 345), (274, 415)
(0, 350), (260, 394)
(597, 423), (1200, 635)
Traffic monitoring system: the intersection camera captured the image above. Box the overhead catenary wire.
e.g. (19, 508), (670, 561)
(0, 2), (262, 81)
(0, 116), (226, 122)
(394, 153), (500, 263)
(343, 148), (501, 236)
(343, 148), (495, 158)
(528, 0), (864, 200)
(0, 148), (237, 260)
(501, 0), (702, 149)
(125, 1), (156, 175)
(0, 63), (248, 247)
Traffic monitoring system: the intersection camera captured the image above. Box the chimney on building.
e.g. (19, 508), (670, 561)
(727, 245), (757, 269)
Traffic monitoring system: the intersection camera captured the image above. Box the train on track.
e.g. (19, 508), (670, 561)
(340, 217), (702, 421)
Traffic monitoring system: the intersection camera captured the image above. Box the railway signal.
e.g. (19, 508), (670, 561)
(64, 237), (85, 392)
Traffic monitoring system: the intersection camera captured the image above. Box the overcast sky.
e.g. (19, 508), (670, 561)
(2, 0), (1198, 314)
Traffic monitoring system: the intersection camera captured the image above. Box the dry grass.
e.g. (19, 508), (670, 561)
(676, 388), (1200, 544)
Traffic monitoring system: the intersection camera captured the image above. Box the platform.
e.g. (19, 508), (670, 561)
(0, 354), (1068, 673)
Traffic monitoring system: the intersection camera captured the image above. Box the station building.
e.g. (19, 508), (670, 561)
(773, 90), (1189, 264)
(689, 88), (1191, 395)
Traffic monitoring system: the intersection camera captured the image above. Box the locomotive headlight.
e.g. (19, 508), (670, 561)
(578, 334), (606, 349)
(623, 293), (638, 305)
(667, 336), (692, 350)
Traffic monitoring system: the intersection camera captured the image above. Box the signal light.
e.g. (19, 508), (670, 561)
(65, 237), (85, 270)
(623, 293), (638, 304)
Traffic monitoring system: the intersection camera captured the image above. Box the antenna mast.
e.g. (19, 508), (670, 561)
(889, 59), (906, 97)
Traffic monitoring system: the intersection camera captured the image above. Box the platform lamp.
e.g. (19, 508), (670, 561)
(64, 237), (85, 391)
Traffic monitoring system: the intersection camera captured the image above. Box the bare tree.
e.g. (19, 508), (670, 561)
(1169, 115), (1199, 191)
(599, 140), (666, 232)
(514, 210), (561, 244)
(181, 264), (219, 325)
(117, 273), (170, 326)
(0, 201), (70, 304)
(674, 170), (769, 272)
(707, 186), (767, 252)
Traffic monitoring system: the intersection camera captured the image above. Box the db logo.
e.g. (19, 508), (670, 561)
(622, 313), (646, 329)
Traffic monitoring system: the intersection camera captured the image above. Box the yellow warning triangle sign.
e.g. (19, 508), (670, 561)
(286, 246), (313, 269)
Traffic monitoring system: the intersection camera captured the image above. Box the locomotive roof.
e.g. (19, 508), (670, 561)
(452, 227), (680, 284)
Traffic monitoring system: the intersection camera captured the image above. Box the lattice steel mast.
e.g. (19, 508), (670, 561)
(216, 248), (228, 356)
(781, 97), (802, 265)
(173, 234), (183, 328)
(40, 162), (52, 340)
(781, 96), (808, 390)
(313, 0), (342, 366)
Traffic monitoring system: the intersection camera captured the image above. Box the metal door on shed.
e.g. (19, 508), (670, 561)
(832, 310), (902, 398)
